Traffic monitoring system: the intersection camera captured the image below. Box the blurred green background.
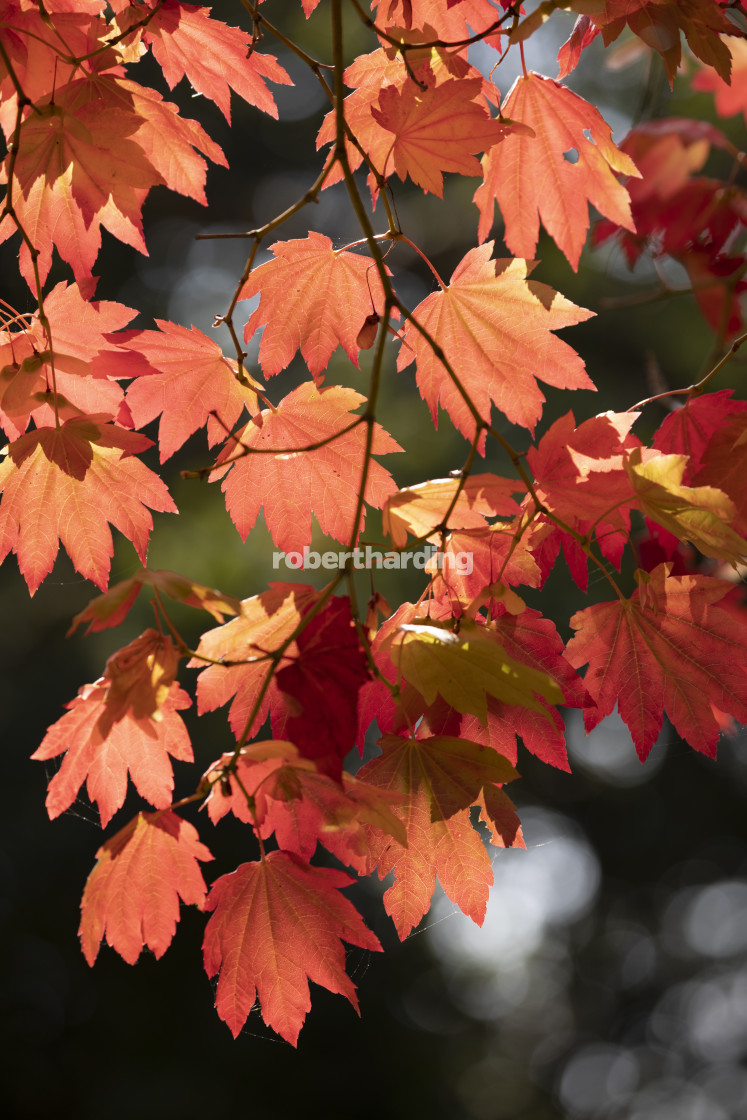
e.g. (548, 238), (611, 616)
(2, 3), (747, 1118)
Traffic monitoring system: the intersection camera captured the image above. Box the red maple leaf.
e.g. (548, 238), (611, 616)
(240, 233), (388, 380)
(203, 851), (381, 1043)
(586, 0), (733, 84)
(80, 810), (212, 965)
(526, 410), (643, 584)
(691, 411), (747, 537)
(557, 14), (600, 78)
(397, 245), (595, 438)
(475, 73), (640, 270)
(653, 390), (747, 476)
(275, 596), (371, 779)
(566, 563), (747, 759)
(214, 382), (402, 553)
(0, 415), (176, 593)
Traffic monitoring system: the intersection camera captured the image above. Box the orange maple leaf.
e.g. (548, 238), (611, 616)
(397, 244), (595, 437)
(383, 472), (524, 547)
(203, 851), (381, 1043)
(69, 568), (242, 635)
(32, 678), (192, 828)
(214, 382), (402, 553)
(315, 44), (499, 193)
(475, 73), (640, 269)
(693, 36), (747, 120)
(204, 741), (406, 861)
(372, 0), (504, 41)
(0, 71), (226, 288)
(240, 233), (388, 380)
(193, 583), (321, 739)
(0, 282), (134, 440)
(371, 77), (505, 196)
(140, 0), (292, 122)
(0, 414), (176, 594)
(359, 732), (520, 938)
(80, 810), (212, 965)
(121, 320), (260, 461)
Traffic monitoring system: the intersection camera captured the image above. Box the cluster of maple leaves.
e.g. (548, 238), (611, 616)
(3, 0), (747, 1046)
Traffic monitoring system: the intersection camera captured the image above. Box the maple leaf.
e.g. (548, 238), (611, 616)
(240, 233), (388, 380)
(422, 517), (546, 606)
(275, 596), (371, 779)
(557, 14), (600, 78)
(592, 121), (742, 286)
(383, 473), (524, 547)
(32, 679), (192, 828)
(397, 245), (595, 438)
(120, 320), (260, 461)
(315, 44), (500, 194)
(693, 36), (747, 121)
(358, 732), (520, 937)
(585, 0), (733, 84)
(624, 448), (747, 566)
(371, 0), (504, 41)
(691, 411), (747, 538)
(141, 0), (292, 123)
(214, 382), (402, 554)
(370, 78), (505, 196)
(0, 415), (176, 594)
(527, 410), (648, 586)
(203, 851), (381, 1044)
(69, 568), (242, 635)
(0, 281), (135, 439)
(421, 605), (591, 772)
(101, 74), (227, 200)
(566, 564), (747, 759)
(0, 85), (160, 288)
(529, 410), (641, 524)
(474, 73), (640, 270)
(192, 583), (321, 740)
(203, 742), (406, 861)
(0, 4), (100, 117)
(393, 616), (565, 721)
(0, 69), (226, 288)
(426, 693), (571, 773)
(80, 810), (212, 965)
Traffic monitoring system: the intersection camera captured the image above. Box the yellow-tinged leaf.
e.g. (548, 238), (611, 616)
(626, 449), (747, 565)
(393, 618), (564, 721)
(383, 473), (523, 547)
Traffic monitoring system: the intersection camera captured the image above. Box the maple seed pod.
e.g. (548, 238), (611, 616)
(356, 312), (380, 351)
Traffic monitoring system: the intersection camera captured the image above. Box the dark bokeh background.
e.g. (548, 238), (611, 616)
(2, 4), (747, 1118)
